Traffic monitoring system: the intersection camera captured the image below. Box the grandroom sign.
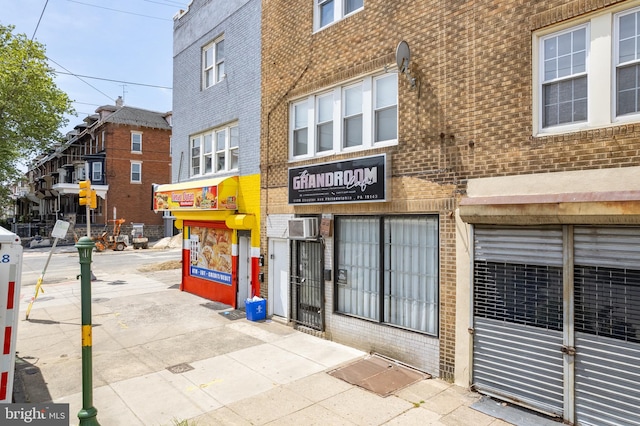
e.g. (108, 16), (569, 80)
(288, 154), (388, 205)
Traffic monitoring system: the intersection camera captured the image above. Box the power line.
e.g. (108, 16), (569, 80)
(143, 0), (189, 8)
(47, 57), (114, 103)
(73, 101), (102, 107)
(66, 0), (172, 21)
(53, 70), (172, 90)
(31, 0), (50, 41)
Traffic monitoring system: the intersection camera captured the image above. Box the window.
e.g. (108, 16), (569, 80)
(191, 136), (201, 176)
(215, 129), (226, 172)
(290, 73), (397, 159)
(316, 94), (334, 152)
(101, 130), (105, 151)
(617, 9), (640, 116)
(541, 27), (588, 128)
(375, 74), (399, 141)
(92, 162), (102, 182)
(203, 133), (213, 174)
(131, 162), (141, 183)
(190, 123), (239, 177)
(343, 84), (363, 148)
(203, 37), (225, 89)
(229, 126), (239, 169)
(534, 6), (640, 134)
(131, 132), (142, 152)
(315, 0), (363, 31)
(293, 101), (309, 156)
(336, 216), (439, 335)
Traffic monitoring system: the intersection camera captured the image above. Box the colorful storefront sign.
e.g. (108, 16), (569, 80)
(153, 176), (238, 211)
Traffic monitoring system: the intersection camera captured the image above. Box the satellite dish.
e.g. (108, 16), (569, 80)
(396, 41), (410, 74)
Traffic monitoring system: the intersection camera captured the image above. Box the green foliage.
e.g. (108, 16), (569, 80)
(0, 24), (75, 209)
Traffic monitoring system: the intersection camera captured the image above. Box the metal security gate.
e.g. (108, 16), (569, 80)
(291, 240), (324, 331)
(472, 226), (565, 416)
(473, 225), (640, 425)
(573, 227), (640, 426)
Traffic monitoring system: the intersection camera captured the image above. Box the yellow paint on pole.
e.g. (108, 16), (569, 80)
(82, 325), (92, 347)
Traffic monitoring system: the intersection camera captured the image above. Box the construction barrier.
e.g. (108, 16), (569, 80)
(0, 227), (23, 403)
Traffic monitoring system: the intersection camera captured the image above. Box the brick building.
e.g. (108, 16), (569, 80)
(153, 0), (263, 307)
(261, 1), (640, 424)
(16, 98), (172, 241)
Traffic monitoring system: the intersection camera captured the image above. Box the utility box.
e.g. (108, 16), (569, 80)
(245, 298), (266, 321)
(0, 227), (23, 403)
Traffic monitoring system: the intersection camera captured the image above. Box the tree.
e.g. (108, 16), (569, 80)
(0, 24), (74, 212)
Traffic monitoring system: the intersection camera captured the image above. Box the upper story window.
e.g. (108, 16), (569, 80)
(191, 136), (200, 176)
(131, 161), (142, 183)
(290, 73), (397, 160)
(92, 162), (102, 182)
(131, 132), (142, 152)
(534, 5), (640, 135)
(190, 123), (239, 177)
(617, 9), (640, 116)
(203, 37), (225, 89)
(541, 26), (588, 129)
(315, 0), (363, 31)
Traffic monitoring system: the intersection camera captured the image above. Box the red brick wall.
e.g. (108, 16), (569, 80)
(103, 123), (171, 226)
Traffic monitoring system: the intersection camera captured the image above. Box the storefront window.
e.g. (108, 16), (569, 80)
(336, 215), (439, 335)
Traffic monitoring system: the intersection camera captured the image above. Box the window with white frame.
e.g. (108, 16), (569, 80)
(315, 0), (363, 31)
(316, 94), (334, 152)
(540, 26), (588, 129)
(203, 133), (213, 174)
(130, 162), (141, 183)
(335, 215), (439, 335)
(190, 123), (239, 177)
(203, 37), (225, 89)
(293, 101), (309, 156)
(617, 8), (640, 116)
(101, 130), (105, 151)
(92, 162), (102, 182)
(191, 136), (201, 176)
(290, 73), (397, 159)
(534, 5), (640, 134)
(131, 132), (142, 152)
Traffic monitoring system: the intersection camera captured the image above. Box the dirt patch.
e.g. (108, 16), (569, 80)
(138, 260), (182, 272)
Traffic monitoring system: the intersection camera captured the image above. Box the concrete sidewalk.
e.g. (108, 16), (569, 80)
(14, 261), (514, 425)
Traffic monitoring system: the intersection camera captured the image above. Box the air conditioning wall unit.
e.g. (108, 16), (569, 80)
(288, 218), (318, 239)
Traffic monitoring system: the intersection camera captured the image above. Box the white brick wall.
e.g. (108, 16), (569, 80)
(322, 227), (440, 376)
(266, 214), (294, 239)
(172, 0), (261, 184)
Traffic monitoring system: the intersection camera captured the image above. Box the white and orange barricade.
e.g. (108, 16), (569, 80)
(0, 227), (22, 403)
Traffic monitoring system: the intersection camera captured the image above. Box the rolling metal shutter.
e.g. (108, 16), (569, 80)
(574, 227), (640, 426)
(473, 226), (564, 416)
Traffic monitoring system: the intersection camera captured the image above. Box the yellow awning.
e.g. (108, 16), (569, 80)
(154, 176), (238, 212)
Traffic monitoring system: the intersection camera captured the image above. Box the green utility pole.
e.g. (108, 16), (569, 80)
(76, 236), (100, 426)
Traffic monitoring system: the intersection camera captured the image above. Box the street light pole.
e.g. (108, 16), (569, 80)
(76, 236), (100, 426)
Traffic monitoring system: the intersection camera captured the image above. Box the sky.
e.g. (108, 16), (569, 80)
(0, 0), (185, 135)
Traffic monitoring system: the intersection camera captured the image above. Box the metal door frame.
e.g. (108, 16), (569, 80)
(290, 239), (325, 331)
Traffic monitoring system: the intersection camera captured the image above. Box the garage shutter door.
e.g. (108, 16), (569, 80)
(473, 226), (564, 416)
(574, 227), (640, 426)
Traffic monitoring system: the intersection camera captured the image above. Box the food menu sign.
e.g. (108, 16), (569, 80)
(154, 177), (238, 211)
(189, 226), (232, 286)
(288, 154), (387, 205)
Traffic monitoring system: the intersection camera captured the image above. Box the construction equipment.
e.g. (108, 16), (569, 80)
(94, 218), (127, 252)
(131, 223), (149, 249)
